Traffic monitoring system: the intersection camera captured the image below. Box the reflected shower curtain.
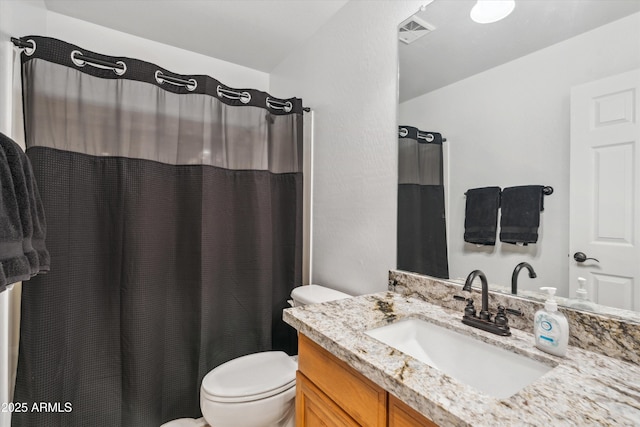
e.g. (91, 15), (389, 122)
(13, 36), (302, 427)
(397, 126), (448, 278)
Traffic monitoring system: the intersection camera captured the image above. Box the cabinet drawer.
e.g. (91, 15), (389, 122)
(298, 334), (386, 427)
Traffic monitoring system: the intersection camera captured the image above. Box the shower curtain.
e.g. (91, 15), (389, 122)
(12, 36), (303, 427)
(397, 126), (448, 278)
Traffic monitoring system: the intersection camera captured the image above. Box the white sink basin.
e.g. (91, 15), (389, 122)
(365, 318), (554, 399)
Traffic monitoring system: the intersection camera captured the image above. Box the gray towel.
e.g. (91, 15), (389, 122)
(0, 135), (32, 291)
(0, 134), (40, 275)
(23, 153), (50, 272)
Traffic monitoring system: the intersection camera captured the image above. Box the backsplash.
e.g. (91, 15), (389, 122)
(389, 270), (640, 365)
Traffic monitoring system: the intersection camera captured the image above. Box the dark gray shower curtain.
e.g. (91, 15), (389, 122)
(397, 126), (448, 278)
(13, 36), (303, 427)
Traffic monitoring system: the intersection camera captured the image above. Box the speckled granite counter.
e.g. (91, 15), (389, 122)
(284, 292), (640, 426)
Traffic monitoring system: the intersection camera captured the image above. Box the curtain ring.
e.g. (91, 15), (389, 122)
(114, 61), (127, 76)
(425, 133), (434, 142)
(156, 71), (197, 91)
(399, 127), (408, 137)
(154, 70), (164, 84)
(239, 91), (251, 104)
(266, 97), (292, 112)
(70, 50), (86, 67)
(23, 39), (36, 56)
(216, 85), (251, 104)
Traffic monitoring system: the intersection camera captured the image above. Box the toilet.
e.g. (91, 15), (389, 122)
(163, 284), (350, 427)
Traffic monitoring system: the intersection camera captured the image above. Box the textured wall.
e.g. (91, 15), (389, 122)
(0, 0), (48, 136)
(270, 0), (428, 296)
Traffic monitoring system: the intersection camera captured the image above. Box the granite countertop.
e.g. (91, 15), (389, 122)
(283, 291), (640, 427)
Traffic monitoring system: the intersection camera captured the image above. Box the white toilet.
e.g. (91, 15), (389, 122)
(163, 284), (350, 427)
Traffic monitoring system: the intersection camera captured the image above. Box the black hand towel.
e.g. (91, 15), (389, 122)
(464, 186), (501, 245)
(0, 135), (32, 291)
(500, 185), (544, 245)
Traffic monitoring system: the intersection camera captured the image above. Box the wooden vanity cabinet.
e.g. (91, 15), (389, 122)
(296, 334), (386, 426)
(296, 334), (438, 427)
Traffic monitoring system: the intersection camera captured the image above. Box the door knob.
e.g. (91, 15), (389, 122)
(573, 252), (599, 263)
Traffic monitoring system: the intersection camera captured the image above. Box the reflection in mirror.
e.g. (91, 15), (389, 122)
(396, 0), (640, 315)
(397, 126), (448, 278)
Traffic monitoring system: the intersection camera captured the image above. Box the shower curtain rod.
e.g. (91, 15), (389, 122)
(11, 36), (311, 112)
(10, 37), (33, 49)
(463, 186), (554, 196)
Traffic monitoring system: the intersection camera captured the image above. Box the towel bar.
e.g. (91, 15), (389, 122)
(465, 186), (554, 196)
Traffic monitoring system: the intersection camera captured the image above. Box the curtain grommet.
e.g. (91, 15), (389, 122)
(70, 50), (86, 67)
(114, 61), (127, 76)
(266, 97), (292, 112)
(24, 39), (36, 56)
(239, 91), (251, 104)
(154, 70), (164, 85)
(216, 85), (251, 103)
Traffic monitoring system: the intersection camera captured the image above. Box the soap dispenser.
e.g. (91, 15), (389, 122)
(567, 277), (598, 313)
(534, 287), (569, 357)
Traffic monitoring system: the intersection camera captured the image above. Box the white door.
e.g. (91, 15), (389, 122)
(569, 69), (640, 311)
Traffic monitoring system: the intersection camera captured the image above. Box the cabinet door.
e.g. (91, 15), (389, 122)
(298, 334), (387, 426)
(296, 371), (360, 427)
(388, 395), (439, 427)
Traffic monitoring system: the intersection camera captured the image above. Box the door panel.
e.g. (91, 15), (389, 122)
(570, 69), (640, 310)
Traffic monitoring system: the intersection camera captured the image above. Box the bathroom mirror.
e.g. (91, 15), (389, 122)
(397, 0), (640, 315)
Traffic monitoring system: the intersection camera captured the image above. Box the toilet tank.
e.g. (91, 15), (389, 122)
(290, 285), (350, 307)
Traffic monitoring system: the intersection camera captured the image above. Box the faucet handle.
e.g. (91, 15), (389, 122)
(455, 295), (477, 317)
(494, 306), (509, 327)
(505, 307), (523, 316)
(464, 298), (476, 318)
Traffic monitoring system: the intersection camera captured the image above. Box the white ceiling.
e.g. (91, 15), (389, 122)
(43, 0), (349, 72)
(40, 0), (640, 98)
(400, 0), (640, 102)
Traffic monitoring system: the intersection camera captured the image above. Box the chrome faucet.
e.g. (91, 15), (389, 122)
(511, 262), (537, 295)
(463, 269), (490, 320)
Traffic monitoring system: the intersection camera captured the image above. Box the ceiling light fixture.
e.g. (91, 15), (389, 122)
(470, 0), (515, 24)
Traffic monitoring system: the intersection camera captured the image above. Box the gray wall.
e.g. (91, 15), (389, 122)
(270, 0), (427, 296)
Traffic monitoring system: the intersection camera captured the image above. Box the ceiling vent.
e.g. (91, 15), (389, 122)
(398, 15), (435, 45)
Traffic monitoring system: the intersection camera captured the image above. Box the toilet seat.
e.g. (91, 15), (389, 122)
(201, 351), (296, 403)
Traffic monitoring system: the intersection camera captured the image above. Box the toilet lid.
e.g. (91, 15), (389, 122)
(201, 351), (296, 403)
(291, 285), (350, 305)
